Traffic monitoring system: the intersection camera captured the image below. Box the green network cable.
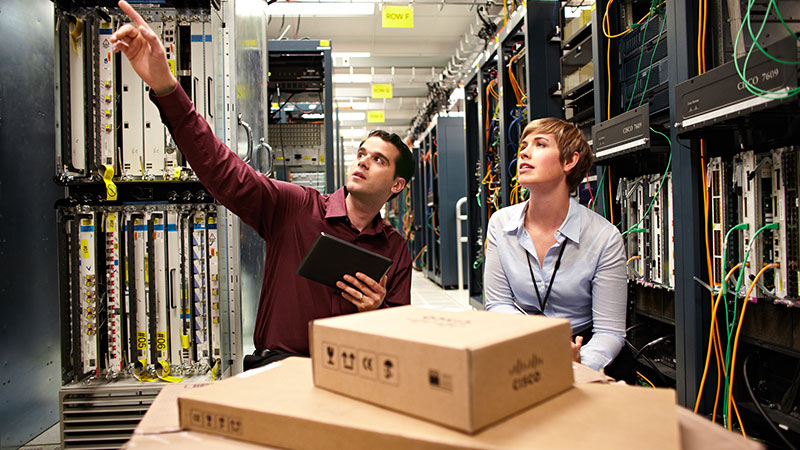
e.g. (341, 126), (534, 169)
(624, 0), (667, 112)
(635, 9), (667, 109)
(593, 166), (608, 217)
(721, 222), (779, 428)
(620, 128), (672, 237)
(733, 0), (800, 100)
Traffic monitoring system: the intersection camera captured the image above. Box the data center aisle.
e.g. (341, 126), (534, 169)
(409, 271), (472, 312)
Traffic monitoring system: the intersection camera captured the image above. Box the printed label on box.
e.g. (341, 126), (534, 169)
(322, 342), (338, 370)
(341, 346), (357, 373)
(358, 350), (378, 379)
(378, 354), (399, 385)
(190, 408), (242, 435)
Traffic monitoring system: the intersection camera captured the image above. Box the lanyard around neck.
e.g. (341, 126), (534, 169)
(525, 242), (567, 314)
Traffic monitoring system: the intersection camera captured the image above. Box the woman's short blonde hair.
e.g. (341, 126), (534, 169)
(520, 118), (593, 191)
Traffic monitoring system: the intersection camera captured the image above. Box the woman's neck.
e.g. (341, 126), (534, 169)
(525, 185), (571, 232)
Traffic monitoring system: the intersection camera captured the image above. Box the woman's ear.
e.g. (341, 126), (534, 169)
(563, 151), (580, 173)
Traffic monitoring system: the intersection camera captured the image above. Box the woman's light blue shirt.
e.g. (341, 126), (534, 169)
(484, 197), (627, 371)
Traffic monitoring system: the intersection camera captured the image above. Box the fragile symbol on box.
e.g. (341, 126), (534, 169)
(378, 354), (399, 385)
(323, 342), (338, 369)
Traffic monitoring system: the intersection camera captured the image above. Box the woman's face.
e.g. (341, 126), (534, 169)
(517, 132), (569, 190)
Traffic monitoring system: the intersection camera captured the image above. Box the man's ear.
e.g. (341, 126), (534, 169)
(391, 177), (407, 195)
(563, 151), (580, 173)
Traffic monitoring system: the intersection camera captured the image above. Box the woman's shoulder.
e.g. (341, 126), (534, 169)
(489, 202), (527, 228)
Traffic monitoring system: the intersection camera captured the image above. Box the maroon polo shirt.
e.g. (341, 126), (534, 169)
(151, 85), (412, 355)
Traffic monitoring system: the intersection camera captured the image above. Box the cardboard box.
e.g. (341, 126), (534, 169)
(135, 382), (213, 435)
(178, 357), (680, 449)
(309, 306), (573, 433)
(126, 430), (273, 449)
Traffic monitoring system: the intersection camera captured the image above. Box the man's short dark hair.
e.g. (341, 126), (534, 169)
(360, 130), (415, 200)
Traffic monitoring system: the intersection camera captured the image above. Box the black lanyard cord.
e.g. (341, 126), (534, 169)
(525, 242), (567, 314)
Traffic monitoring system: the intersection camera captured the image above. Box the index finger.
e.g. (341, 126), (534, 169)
(118, 0), (147, 27)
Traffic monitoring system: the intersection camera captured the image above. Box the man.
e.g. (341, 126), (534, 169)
(111, 1), (414, 369)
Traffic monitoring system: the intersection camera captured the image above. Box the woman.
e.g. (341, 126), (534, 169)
(484, 118), (627, 372)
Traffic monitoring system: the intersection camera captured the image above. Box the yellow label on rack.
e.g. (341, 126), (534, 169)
(108, 214), (115, 233)
(382, 5), (414, 28)
(102, 165), (117, 201)
(181, 334), (190, 349)
(158, 360), (183, 383)
(168, 59), (176, 77)
(210, 359), (221, 381)
(156, 331), (168, 352)
(173, 167), (182, 179)
(319, 40), (330, 48)
(137, 330), (147, 350)
(81, 239), (90, 259)
(372, 84), (393, 98)
(367, 110), (385, 123)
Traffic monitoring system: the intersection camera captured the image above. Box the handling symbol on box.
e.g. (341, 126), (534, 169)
(378, 354), (398, 384)
(323, 342), (338, 369)
(230, 418), (241, 433)
(191, 410), (202, 426)
(384, 360), (393, 378)
(342, 347), (357, 372)
(358, 350), (377, 379)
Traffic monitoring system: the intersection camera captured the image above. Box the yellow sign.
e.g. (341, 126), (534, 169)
(382, 6), (414, 28)
(367, 110), (385, 123)
(319, 40), (330, 48)
(372, 84), (393, 99)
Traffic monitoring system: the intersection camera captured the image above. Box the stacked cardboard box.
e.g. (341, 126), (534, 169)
(124, 307), (762, 449)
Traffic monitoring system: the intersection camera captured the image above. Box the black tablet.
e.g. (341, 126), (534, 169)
(296, 232), (394, 290)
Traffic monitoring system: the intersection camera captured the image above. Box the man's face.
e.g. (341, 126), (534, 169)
(345, 136), (404, 200)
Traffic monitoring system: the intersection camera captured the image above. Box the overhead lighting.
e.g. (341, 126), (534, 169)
(332, 52), (372, 58)
(333, 74), (372, 84)
(341, 128), (368, 138)
(449, 87), (465, 102)
(267, 2), (375, 17)
(339, 112), (366, 121)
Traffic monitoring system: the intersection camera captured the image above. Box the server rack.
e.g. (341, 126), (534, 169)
(585, 0), (678, 394)
(267, 40), (335, 194)
(669, 1), (800, 441)
(556, 0), (800, 442)
(414, 116), (467, 289)
(51, 1), (269, 447)
(462, 1), (562, 309)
